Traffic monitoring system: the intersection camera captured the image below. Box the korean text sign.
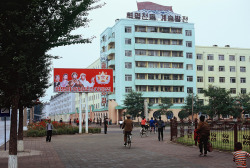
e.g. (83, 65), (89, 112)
(54, 68), (113, 93)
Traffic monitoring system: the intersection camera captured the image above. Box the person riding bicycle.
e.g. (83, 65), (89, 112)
(141, 116), (147, 130)
(122, 115), (133, 146)
(149, 117), (155, 133)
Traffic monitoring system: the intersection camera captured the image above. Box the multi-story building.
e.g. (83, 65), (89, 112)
(100, 2), (196, 122)
(41, 102), (50, 119)
(49, 92), (75, 122)
(196, 45), (250, 104)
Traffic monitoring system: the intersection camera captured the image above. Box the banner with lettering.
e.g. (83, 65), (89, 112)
(53, 68), (113, 93)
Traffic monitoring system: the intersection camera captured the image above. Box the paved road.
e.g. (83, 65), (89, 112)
(0, 126), (249, 168)
(0, 120), (10, 147)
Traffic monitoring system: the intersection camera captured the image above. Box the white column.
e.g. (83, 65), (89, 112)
(144, 99), (148, 120)
(116, 110), (118, 125)
(79, 93), (82, 134)
(85, 92), (88, 133)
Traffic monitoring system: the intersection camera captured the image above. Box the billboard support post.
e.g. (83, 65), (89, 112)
(79, 93), (82, 134)
(85, 92), (88, 133)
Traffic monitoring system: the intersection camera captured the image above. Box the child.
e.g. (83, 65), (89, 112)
(233, 142), (250, 168)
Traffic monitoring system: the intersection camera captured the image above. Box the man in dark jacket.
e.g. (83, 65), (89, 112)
(122, 115), (133, 146)
(104, 117), (108, 134)
(157, 116), (164, 141)
(197, 115), (210, 156)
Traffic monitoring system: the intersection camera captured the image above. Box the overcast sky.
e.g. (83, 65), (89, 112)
(42, 0), (250, 102)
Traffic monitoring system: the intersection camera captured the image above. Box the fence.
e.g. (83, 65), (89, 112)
(170, 119), (250, 152)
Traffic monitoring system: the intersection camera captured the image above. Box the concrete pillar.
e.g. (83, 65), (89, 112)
(116, 109), (119, 125)
(144, 99), (148, 120)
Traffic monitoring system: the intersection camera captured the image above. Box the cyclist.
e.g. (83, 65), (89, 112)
(122, 115), (133, 146)
(141, 116), (147, 130)
(149, 117), (155, 133)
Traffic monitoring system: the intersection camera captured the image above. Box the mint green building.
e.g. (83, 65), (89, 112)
(100, 2), (196, 119)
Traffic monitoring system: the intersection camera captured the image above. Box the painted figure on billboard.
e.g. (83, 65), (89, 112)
(54, 75), (61, 87)
(60, 73), (69, 87)
(68, 72), (82, 87)
(79, 73), (95, 87)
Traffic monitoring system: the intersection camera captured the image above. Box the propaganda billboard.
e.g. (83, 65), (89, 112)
(53, 68), (113, 93)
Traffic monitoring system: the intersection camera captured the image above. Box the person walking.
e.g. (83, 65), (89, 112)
(157, 116), (164, 141)
(46, 119), (53, 142)
(233, 142), (250, 168)
(104, 117), (108, 134)
(99, 118), (102, 126)
(197, 115), (210, 156)
(122, 115), (133, 146)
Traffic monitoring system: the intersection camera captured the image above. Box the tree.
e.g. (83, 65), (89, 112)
(155, 98), (173, 119)
(123, 91), (144, 118)
(203, 86), (232, 120)
(178, 110), (189, 120)
(0, 0), (104, 167)
(182, 93), (203, 116)
(229, 93), (250, 119)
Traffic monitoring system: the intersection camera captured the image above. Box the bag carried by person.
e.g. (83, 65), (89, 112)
(207, 141), (213, 152)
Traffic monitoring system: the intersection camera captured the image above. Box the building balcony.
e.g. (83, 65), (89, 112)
(134, 32), (183, 39)
(139, 92), (185, 98)
(134, 44), (184, 51)
(135, 67), (184, 74)
(135, 79), (185, 86)
(108, 60), (115, 67)
(107, 48), (115, 56)
(135, 56), (184, 62)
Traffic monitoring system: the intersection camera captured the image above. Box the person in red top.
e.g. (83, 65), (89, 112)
(141, 117), (147, 129)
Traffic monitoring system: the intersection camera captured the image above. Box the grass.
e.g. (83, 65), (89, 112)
(176, 130), (250, 153)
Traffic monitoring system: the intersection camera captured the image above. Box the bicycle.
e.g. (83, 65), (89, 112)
(125, 132), (132, 148)
(140, 125), (148, 137)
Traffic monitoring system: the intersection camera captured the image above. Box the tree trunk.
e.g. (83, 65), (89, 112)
(9, 95), (19, 168)
(18, 105), (24, 152)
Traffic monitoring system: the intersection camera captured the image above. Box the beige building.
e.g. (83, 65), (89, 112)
(196, 45), (250, 104)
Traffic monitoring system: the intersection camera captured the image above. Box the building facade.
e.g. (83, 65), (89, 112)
(49, 92), (75, 122)
(196, 45), (250, 104)
(100, 2), (196, 122)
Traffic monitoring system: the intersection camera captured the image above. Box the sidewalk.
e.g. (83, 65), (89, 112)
(0, 127), (249, 168)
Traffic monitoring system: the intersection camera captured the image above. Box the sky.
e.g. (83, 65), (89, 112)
(42, 0), (250, 102)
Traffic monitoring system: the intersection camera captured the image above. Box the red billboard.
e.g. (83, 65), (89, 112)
(53, 68), (113, 93)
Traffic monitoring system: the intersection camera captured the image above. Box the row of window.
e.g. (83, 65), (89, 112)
(197, 65), (246, 72)
(145, 98), (184, 104)
(197, 88), (247, 94)
(135, 37), (183, 45)
(197, 54), (248, 62)
(126, 38), (192, 47)
(197, 76), (247, 83)
(135, 61), (185, 69)
(136, 74), (183, 80)
(134, 50), (183, 57)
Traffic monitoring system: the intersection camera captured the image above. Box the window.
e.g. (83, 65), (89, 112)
(230, 66), (235, 72)
(136, 62), (146, 67)
(186, 64), (193, 70)
(229, 55), (235, 61)
(186, 53), (193, 59)
(187, 76), (193, 82)
(137, 74), (146, 79)
(186, 41), (192, 47)
(197, 65), (203, 71)
(147, 27), (157, 32)
(162, 74), (170, 80)
(230, 88), (236, 94)
(208, 66), (214, 71)
(173, 74), (179, 80)
(148, 62), (158, 68)
(208, 77), (214, 83)
(173, 86), (179, 92)
(241, 88), (247, 94)
(187, 87), (193, 93)
(125, 87), (132, 93)
(160, 51), (171, 56)
(219, 55), (224, 60)
(125, 38), (131, 44)
(148, 74), (154, 80)
(136, 26), (146, 32)
(125, 62), (132, 69)
(125, 74), (132, 81)
(207, 54), (214, 60)
(148, 50), (158, 56)
(125, 26), (132, 33)
(198, 99), (204, 105)
(160, 63), (171, 68)
(185, 30), (192, 36)
(135, 50), (146, 55)
(197, 88), (204, 94)
(219, 66), (225, 72)
(197, 76), (203, 82)
(125, 50), (132, 57)
(240, 67), (246, 72)
(135, 38), (146, 44)
(219, 77), (225, 83)
(240, 78), (246, 83)
(197, 54), (203, 60)
(240, 56), (245, 61)
(230, 77), (236, 83)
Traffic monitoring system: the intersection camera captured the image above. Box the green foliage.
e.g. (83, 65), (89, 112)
(182, 94), (202, 116)
(158, 98), (173, 115)
(178, 110), (189, 120)
(166, 111), (173, 119)
(124, 91), (144, 118)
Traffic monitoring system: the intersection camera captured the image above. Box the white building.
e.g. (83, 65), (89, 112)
(49, 92), (75, 122)
(41, 102), (50, 119)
